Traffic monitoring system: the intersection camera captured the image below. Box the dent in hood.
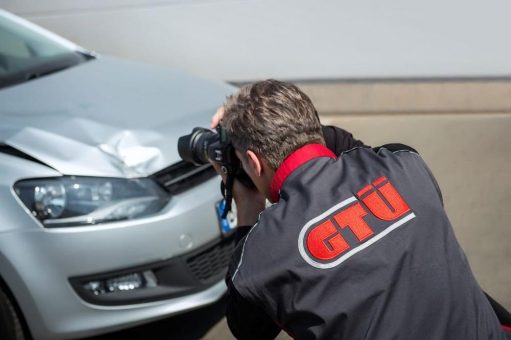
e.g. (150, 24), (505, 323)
(0, 56), (236, 177)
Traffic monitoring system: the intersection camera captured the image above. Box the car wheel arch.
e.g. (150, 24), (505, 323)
(0, 274), (32, 340)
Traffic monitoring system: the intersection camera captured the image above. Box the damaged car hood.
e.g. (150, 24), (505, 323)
(0, 56), (235, 177)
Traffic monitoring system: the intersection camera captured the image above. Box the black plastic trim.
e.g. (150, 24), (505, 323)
(152, 161), (218, 195)
(69, 234), (236, 306)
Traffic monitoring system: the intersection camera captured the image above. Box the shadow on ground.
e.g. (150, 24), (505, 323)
(82, 295), (228, 340)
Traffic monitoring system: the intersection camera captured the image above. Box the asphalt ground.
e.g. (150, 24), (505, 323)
(83, 295), (291, 340)
(83, 296), (228, 340)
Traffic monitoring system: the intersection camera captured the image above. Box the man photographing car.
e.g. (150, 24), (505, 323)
(191, 79), (509, 339)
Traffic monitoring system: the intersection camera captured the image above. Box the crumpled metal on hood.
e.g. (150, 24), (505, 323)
(0, 56), (236, 177)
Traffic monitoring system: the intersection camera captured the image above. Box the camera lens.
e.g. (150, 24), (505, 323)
(177, 128), (218, 165)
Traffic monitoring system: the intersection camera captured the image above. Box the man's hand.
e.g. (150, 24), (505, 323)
(210, 106), (225, 129)
(209, 106), (265, 226)
(210, 162), (265, 227)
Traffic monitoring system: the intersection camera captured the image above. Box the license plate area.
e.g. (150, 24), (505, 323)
(216, 200), (237, 235)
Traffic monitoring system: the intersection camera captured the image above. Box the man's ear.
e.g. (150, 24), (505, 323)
(246, 150), (263, 176)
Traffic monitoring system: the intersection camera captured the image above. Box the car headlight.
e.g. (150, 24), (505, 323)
(14, 177), (169, 227)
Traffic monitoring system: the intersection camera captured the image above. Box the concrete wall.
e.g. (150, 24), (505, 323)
(2, 0), (511, 81)
(298, 80), (511, 309)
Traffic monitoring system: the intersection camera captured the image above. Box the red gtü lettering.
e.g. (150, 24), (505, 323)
(304, 177), (412, 264)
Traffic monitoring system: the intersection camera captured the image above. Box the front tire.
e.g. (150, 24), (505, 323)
(0, 286), (25, 340)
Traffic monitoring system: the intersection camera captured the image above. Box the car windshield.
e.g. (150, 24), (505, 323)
(0, 11), (93, 89)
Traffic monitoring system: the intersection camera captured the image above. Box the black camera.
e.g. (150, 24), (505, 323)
(177, 126), (254, 217)
(178, 126), (234, 166)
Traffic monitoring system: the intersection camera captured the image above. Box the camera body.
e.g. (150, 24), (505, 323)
(177, 126), (254, 188)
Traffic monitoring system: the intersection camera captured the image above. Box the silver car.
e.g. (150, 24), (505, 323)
(0, 9), (237, 340)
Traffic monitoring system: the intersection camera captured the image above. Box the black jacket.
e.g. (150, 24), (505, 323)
(225, 126), (508, 339)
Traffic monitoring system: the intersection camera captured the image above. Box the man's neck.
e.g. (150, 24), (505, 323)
(269, 144), (336, 203)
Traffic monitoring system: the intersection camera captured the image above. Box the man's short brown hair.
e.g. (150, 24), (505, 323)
(222, 79), (325, 170)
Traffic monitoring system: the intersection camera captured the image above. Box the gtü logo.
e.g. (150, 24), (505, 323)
(298, 176), (416, 269)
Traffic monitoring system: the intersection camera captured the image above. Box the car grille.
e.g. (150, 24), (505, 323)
(152, 161), (217, 195)
(187, 236), (236, 283)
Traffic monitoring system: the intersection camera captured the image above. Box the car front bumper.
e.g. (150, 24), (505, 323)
(0, 176), (231, 340)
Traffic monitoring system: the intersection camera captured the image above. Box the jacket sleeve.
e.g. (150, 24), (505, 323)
(234, 225), (252, 245)
(322, 125), (367, 156)
(224, 226), (282, 339)
(225, 280), (281, 340)
(484, 292), (511, 334)
(225, 226), (280, 340)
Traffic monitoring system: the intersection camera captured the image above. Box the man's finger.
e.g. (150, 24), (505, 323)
(210, 106), (225, 128)
(210, 161), (227, 183)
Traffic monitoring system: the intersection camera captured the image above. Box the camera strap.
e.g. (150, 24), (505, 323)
(221, 172), (235, 219)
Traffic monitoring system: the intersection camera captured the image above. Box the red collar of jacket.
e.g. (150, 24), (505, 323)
(270, 144), (336, 202)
